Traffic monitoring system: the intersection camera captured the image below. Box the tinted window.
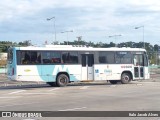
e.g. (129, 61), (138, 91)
(88, 54), (94, 67)
(42, 51), (61, 64)
(99, 51), (115, 64)
(81, 54), (86, 67)
(62, 52), (78, 64)
(18, 51), (41, 64)
(115, 51), (131, 64)
(144, 52), (148, 66)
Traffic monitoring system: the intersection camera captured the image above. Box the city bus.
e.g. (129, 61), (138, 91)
(7, 45), (150, 87)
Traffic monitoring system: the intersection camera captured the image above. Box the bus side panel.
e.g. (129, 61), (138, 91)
(16, 65), (43, 81)
(94, 64), (119, 81)
(50, 65), (81, 82)
(15, 65), (81, 82)
(94, 64), (133, 81)
(94, 64), (108, 80)
(107, 64), (133, 80)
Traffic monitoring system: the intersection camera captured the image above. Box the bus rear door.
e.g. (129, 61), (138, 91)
(81, 54), (94, 80)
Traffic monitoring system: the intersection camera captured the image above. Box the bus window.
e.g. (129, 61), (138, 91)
(21, 51), (30, 64)
(99, 51), (115, 64)
(37, 53), (41, 63)
(81, 54), (86, 66)
(144, 52), (148, 66)
(18, 51), (41, 64)
(133, 54), (144, 66)
(115, 51), (132, 64)
(99, 52), (107, 63)
(62, 52), (78, 64)
(42, 51), (61, 64)
(51, 52), (61, 63)
(88, 54), (94, 67)
(30, 52), (37, 64)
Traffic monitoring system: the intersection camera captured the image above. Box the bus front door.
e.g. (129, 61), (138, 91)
(81, 54), (94, 80)
(133, 54), (144, 80)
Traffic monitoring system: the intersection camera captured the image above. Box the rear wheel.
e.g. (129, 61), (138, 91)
(56, 74), (69, 87)
(109, 80), (118, 84)
(121, 73), (131, 84)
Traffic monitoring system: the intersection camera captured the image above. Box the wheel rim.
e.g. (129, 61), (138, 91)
(122, 75), (129, 81)
(60, 77), (67, 84)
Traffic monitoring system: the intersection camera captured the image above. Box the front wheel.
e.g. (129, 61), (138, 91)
(121, 73), (131, 84)
(56, 74), (69, 87)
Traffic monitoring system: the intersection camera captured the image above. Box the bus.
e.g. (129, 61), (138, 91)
(7, 45), (150, 87)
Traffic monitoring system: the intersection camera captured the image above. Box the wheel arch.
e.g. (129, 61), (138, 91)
(56, 72), (70, 82)
(121, 71), (133, 80)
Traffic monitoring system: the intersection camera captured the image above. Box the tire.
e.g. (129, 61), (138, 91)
(121, 73), (131, 84)
(47, 82), (57, 87)
(56, 74), (69, 87)
(109, 80), (118, 84)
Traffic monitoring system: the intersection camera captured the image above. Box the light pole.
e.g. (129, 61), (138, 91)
(47, 16), (57, 44)
(135, 26), (145, 49)
(109, 34), (122, 47)
(61, 30), (73, 45)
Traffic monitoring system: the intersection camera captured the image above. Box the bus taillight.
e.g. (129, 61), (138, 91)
(12, 68), (14, 75)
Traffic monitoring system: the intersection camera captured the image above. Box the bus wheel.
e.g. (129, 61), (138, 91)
(121, 73), (131, 84)
(47, 82), (57, 87)
(56, 74), (69, 87)
(109, 80), (118, 84)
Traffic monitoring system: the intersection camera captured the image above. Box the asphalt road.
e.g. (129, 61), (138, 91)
(1, 72), (160, 120)
(0, 80), (160, 120)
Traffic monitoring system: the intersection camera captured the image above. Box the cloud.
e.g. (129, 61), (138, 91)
(0, 0), (160, 45)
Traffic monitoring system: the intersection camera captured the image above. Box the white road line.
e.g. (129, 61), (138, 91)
(137, 84), (143, 86)
(0, 96), (22, 99)
(80, 86), (90, 89)
(22, 93), (55, 95)
(8, 90), (26, 94)
(110, 85), (116, 87)
(59, 107), (87, 111)
(48, 88), (60, 91)
(0, 102), (40, 108)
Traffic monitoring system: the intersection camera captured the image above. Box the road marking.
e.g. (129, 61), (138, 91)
(59, 107), (87, 111)
(0, 102), (40, 108)
(110, 85), (116, 87)
(137, 84), (143, 86)
(48, 88), (60, 91)
(0, 96), (22, 99)
(22, 93), (55, 95)
(80, 86), (90, 89)
(22, 119), (36, 120)
(8, 90), (26, 94)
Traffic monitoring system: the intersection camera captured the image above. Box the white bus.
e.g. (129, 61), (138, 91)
(7, 45), (150, 87)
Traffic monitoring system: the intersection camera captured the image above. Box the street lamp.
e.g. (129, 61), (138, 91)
(61, 30), (73, 45)
(109, 34), (122, 47)
(135, 26), (145, 49)
(47, 16), (57, 44)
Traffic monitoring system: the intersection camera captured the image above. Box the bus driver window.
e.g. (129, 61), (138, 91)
(134, 55), (137, 66)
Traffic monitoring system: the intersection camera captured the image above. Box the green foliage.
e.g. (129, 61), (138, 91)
(0, 40), (32, 52)
(0, 40), (160, 64)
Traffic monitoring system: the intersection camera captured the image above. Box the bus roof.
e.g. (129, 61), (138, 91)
(12, 46), (146, 52)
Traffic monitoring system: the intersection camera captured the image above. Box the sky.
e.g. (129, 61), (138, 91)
(0, 0), (160, 46)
